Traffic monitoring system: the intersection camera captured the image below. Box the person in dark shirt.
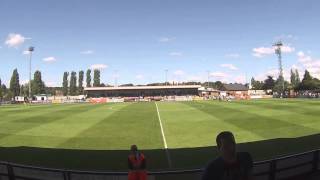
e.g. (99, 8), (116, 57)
(202, 131), (254, 180)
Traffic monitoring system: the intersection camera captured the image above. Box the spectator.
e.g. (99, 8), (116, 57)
(202, 131), (253, 180)
(128, 145), (147, 180)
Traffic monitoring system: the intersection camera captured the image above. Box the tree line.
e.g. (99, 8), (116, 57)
(1, 67), (319, 101)
(61, 69), (102, 96)
(251, 69), (320, 93)
(0, 68), (103, 100)
(0, 69), (46, 101)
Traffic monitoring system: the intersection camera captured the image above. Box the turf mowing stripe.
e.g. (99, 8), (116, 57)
(56, 102), (164, 150)
(225, 101), (320, 130)
(159, 101), (262, 148)
(0, 104), (113, 148)
(0, 104), (97, 141)
(155, 102), (172, 168)
(196, 101), (318, 139)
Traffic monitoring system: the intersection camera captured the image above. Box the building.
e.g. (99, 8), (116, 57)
(14, 96), (26, 102)
(34, 94), (48, 101)
(84, 85), (201, 98)
(219, 83), (249, 99)
(198, 87), (220, 97)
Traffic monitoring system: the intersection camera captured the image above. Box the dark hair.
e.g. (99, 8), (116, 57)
(131, 144), (138, 151)
(216, 131), (236, 148)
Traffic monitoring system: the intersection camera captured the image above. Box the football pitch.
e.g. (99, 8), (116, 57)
(0, 99), (320, 171)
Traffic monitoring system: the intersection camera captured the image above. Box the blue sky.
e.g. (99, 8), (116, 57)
(1, 0), (320, 86)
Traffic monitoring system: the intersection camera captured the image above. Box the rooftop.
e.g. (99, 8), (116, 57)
(84, 85), (202, 91)
(221, 83), (249, 91)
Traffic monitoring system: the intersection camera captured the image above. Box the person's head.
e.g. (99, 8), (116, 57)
(130, 144), (138, 153)
(216, 131), (236, 160)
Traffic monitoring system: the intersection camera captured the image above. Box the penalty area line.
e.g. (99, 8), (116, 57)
(155, 102), (172, 168)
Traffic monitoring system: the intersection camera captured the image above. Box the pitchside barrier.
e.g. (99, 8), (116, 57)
(0, 149), (319, 180)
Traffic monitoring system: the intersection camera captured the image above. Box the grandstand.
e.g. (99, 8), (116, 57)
(84, 85), (202, 97)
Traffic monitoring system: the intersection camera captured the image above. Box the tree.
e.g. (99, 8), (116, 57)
(86, 69), (91, 87)
(120, 83), (134, 87)
(0, 78), (2, 100)
(1, 84), (7, 98)
(290, 69), (296, 88)
(251, 78), (264, 90)
(20, 85), (24, 96)
(62, 72), (69, 96)
(295, 69), (301, 85)
(303, 70), (312, 81)
(78, 70), (84, 94)
(32, 70), (45, 95)
(214, 81), (223, 90)
(263, 76), (275, 90)
(69, 71), (77, 95)
(21, 83), (29, 97)
(299, 70), (319, 90)
(93, 69), (100, 87)
(10, 69), (20, 98)
(273, 76), (288, 94)
(290, 69), (301, 90)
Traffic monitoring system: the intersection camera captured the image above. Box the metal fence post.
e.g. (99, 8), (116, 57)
(269, 160), (277, 180)
(7, 164), (15, 180)
(63, 170), (71, 180)
(312, 150), (319, 172)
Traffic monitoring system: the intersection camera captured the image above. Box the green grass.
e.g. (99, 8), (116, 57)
(0, 99), (320, 171)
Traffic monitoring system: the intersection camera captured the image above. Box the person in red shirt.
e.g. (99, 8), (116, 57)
(128, 145), (147, 180)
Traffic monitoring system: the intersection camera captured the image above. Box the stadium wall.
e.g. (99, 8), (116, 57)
(0, 149), (319, 180)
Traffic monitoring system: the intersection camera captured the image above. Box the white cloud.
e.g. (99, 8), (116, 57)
(281, 46), (295, 53)
(169, 52), (183, 57)
(220, 64), (238, 70)
(90, 64), (108, 70)
(43, 57), (57, 62)
(210, 72), (229, 78)
(234, 75), (246, 84)
(297, 51), (312, 63)
(158, 37), (175, 42)
(252, 47), (274, 58)
(5, 33), (29, 48)
(252, 45), (295, 58)
(297, 51), (320, 78)
(135, 74), (144, 79)
(173, 70), (185, 76)
(274, 34), (298, 41)
(186, 75), (204, 82)
(22, 50), (31, 55)
(46, 81), (58, 87)
(225, 53), (240, 58)
(20, 79), (30, 85)
(80, 50), (94, 54)
(255, 67), (293, 82)
(291, 64), (299, 70)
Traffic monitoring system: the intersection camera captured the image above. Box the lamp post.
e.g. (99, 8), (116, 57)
(207, 70), (210, 88)
(165, 69), (168, 86)
(28, 46), (34, 101)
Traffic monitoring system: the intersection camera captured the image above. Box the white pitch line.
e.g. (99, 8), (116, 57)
(155, 102), (172, 168)
(155, 102), (168, 148)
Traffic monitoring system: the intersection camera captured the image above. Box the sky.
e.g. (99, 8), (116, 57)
(1, 0), (320, 87)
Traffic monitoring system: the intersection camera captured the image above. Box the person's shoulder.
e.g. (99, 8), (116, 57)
(237, 152), (253, 167)
(128, 154), (134, 159)
(237, 152), (252, 159)
(140, 152), (146, 158)
(202, 157), (224, 180)
(205, 157), (224, 170)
